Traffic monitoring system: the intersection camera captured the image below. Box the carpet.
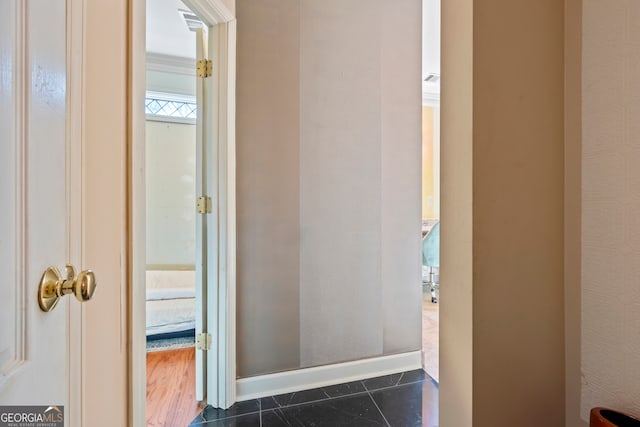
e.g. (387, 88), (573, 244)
(146, 336), (195, 352)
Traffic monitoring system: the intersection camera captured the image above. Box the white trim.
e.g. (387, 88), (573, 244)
(422, 90), (441, 106)
(146, 52), (195, 76)
(145, 115), (196, 125)
(224, 18), (237, 408)
(130, 0), (148, 425)
(66, 0), (85, 425)
(194, 26), (207, 402)
(206, 19), (237, 409)
(182, 0), (234, 27)
(1, 0), (28, 388)
(236, 351), (423, 401)
(146, 90), (196, 104)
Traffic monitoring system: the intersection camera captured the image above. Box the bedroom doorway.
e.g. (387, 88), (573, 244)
(145, 1), (202, 425)
(141, 0), (237, 424)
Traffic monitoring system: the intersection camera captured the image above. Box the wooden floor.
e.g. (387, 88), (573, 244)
(146, 347), (203, 427)
(422, 289), (439, 382)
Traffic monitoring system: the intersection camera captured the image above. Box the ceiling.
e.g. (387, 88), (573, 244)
(147, 0), (196, 59)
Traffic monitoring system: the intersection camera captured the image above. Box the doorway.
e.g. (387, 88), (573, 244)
(421, 0), (441, 384)
(144, 1), (201, 424)
(132, 0), (238, 424)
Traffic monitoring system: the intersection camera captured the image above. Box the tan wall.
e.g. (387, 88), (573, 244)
(580, 0), (640, 421)
(472, 0), (565, 425)
(422, 106), (436, 219)
(236, 0), (422, 378)
(441, 0), (565, 425)
(440, 0), (474, 424)
(565, 0), (584, 425)
(236, 0), (301, 376)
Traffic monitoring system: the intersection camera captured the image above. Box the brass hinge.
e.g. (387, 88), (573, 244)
(197, 196), (212, 214)
(196, 333), (212, 351)
(196, 59), (213, 78)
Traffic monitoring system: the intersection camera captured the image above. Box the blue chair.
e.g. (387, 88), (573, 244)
(422, 221), (440, 303)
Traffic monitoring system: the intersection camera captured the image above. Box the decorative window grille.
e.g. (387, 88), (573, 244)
(145, 94), (197, 120)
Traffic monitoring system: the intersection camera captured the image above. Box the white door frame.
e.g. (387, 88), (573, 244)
(66, 0), (84, 424)
(129, 0), (237, 421)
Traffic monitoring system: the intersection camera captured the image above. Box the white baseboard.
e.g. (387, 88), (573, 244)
(235, 351), (422, 402)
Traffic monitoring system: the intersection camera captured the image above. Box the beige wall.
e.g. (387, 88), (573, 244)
(565, 0), (584, 425)
(145, 121), (196, 267)
(580, 0), (640, 421)
(236, 0), (301, 376)
(236, 0), (422, 378)
(441, 0), (565, 425)
(440, 0), (473, 423)
(422, 106), (436, 219)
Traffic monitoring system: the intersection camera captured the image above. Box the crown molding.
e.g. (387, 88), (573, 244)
(422, 90), (441, 106)
(181, 0), (235, 27)
(146, 52), (195, 76)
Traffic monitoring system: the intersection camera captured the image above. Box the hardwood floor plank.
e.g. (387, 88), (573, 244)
(146, 347), (203, 426)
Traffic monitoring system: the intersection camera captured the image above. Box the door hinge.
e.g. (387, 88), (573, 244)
(196, 59), (213, 78)
(197, 196), (212, 214)
(196, 333), (212, 351)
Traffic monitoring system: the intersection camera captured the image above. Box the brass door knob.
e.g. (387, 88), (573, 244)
(38, 264), (98, 312)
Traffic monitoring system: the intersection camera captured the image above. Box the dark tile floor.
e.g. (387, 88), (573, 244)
(189, 369), (438, 427)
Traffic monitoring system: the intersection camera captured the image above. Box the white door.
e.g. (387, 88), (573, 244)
(174, 1), (237, 410)
(194, 22), (229, 409)
(0, 0), (82, 424)
(194, 26), (210, 402)
(0, 0), (129, 424)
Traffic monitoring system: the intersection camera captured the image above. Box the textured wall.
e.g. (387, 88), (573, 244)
(581, 0), (640, 420)
(236, 0), (301, 376)
(236, 0), (422, 378)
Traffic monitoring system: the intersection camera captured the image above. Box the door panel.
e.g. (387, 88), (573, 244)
(206, 23), (221, 407)
(0, 0), (20, 384)
(195, 27), (208, 402)
(0, 0), (69, 408)
(0, 1), (128, 425)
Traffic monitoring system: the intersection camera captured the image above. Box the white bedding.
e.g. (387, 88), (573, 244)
(146, 287), (195, 301)
(145, 270), (196, 337)
(146, 297), (196, 336)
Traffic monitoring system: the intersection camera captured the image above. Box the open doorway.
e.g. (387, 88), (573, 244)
(421, 0), (441, 383)
(140, 0), (237, 423)
(145, 0), (201, 424)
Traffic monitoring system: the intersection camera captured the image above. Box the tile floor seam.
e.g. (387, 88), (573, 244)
(200, 408), (261, 423)
(366, 390), (391, 427)
(264, 390), (374, 410)
(395, 372), (404, 386)
(366, 379), (424, 393)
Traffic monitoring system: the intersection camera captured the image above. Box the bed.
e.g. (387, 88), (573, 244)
(146, 270), (196, 341)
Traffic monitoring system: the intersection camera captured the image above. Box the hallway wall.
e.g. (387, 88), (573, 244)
(235, 0), (422, 378)
(579, 0), (640, 421)
(441, 0), (565, 425)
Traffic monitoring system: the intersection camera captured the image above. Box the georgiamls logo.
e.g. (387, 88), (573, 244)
(0, 405), (64, 426)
